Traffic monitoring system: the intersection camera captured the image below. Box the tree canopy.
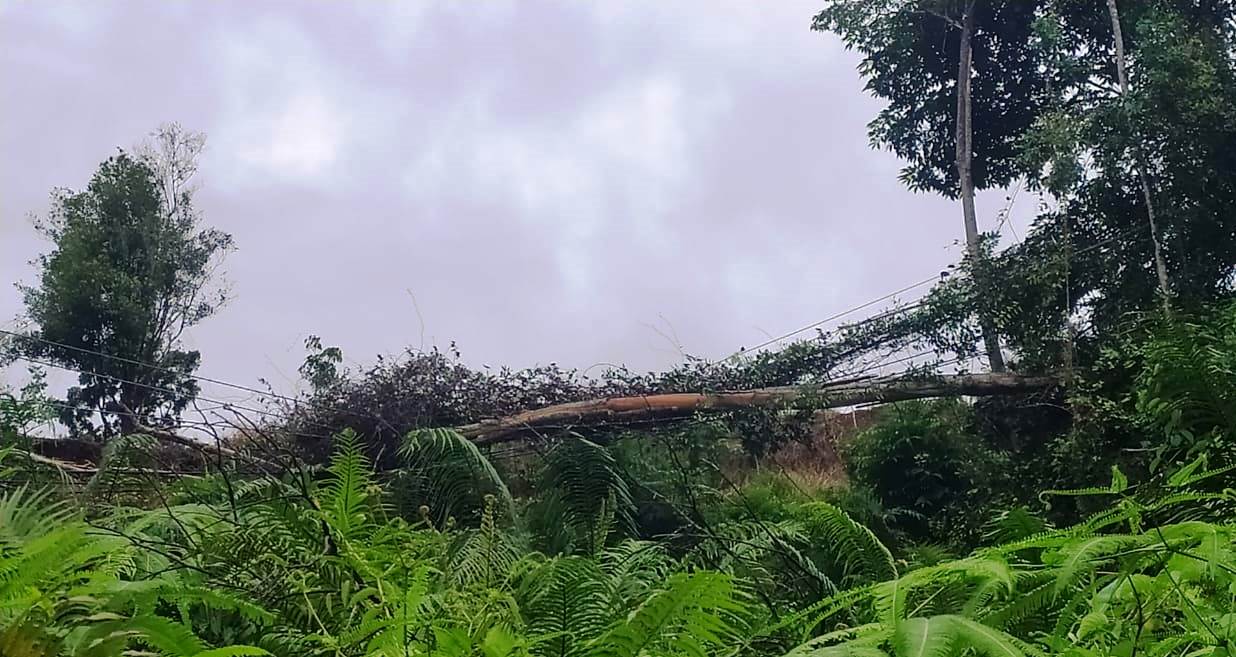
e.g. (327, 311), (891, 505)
(17, 125), (232, 438)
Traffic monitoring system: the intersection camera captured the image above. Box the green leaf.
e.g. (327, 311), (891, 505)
(893, 617), (957, 657)
(192, 647), (272, 657)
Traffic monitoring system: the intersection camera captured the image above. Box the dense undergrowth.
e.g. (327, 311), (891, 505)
(5, 422), (1235, 657)
(3, 300), (1235, 657)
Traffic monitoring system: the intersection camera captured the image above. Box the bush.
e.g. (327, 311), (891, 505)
(842, 399), (1008, 548)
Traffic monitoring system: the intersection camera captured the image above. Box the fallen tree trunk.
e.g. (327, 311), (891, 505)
(458, 372), (1059, 445)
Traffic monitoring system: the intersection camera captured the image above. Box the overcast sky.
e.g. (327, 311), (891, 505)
(1, 1), (1033, 404)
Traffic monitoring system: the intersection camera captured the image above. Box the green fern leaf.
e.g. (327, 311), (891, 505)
(893, 616), (957, 657)
(944, 616), (1035, 656)
(191, 646), (272, 657)
(113, 614), (207, 657)
(400, 428), (512, 522)
(520, 556), (610, 656)
(585, 572), (747, 657)
(541, 436), (636, 552)
(1050, 534), (1148, 594)
(787, 645), (890, 657)
(797, 502), (897, 583)
(319, 428), (378, 542)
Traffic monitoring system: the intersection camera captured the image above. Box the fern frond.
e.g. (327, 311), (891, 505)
(599, 540), (671, 612)
(944, 615), (1040, 656)
(786, 644), (890, 657)
(319, 428), (378, 542)
(585, 572), (747, 657)
(893, 616), (957, 657)
(797, 502), (897, 584)
(400, 428), (512, 524)
(541, 436), (636, 552)
(783, 623), (890, 656)
(1049, 534), (1149, 594)
(519, 556), (611, 655)
(983, 507), (1051, 546)
(191, 647), (272, 657)
(109, 614), (207, 657)
(447, 497), (523, 589)
(0, 485), (74, 543)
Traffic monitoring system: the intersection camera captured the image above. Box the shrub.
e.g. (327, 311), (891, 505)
(842, 399), (1008, 548)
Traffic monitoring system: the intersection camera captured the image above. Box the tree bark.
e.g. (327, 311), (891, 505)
(955, 2), (1007, 372)
(1106, 0), (1172, 316)
(457, 372), (1059, 445)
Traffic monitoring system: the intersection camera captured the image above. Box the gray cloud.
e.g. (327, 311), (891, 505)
(1, 1), (1034, 404)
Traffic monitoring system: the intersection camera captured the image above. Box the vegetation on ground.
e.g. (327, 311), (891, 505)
(4, 1), (1236, 655)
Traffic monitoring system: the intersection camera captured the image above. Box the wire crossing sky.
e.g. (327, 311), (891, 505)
(0, 1), (1035, 400)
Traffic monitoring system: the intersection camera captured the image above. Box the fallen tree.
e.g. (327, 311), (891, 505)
(458, 372), (1060, 445)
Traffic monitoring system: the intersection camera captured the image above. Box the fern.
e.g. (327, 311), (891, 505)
(399, 427), (513, 524)
(598, 540), (671, 614)
(797, 502), (898, 584)
(448, 495), (523, 588)
(540, 436), (636, 554)
(585, 572), (748, 657)
(893, 616), (958, 657)
(1047, 533), (1149, 594)
(319, 428), (379, 542)
(519, 556), (611, 656)
(0, 485), (73, 543)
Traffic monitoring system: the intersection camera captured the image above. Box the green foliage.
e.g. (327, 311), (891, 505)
(15, 124), (233, 438)
(1131, 300), (1236, 464)
(527, 436), (636, 555)
(843, 400), (1007, 547)
(319, 428), (381, 542)
(397, 427), (513, 525)
(4, 408), (1236, 657)
(813, 0), (1050, 196)
(773, 460), (1236, 657)
(298, 336), (345, 394)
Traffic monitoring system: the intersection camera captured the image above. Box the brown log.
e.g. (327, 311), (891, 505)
(458, 372), (1059, 445)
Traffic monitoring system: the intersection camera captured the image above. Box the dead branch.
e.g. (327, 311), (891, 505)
(12, 450), (95, 473)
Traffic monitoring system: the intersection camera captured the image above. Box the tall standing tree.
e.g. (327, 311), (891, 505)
(996, 0), (1236, 358)
(18, 124), (233, 438)
(1105, 0), (1172, 316)
(814, 0), (1051, 371)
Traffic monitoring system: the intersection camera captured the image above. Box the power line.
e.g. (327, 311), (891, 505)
(725, 275), (938, 360)
(1, 328), (330, 413)
(11, 356), (344, 439)
(726, 220), (1154, 364)
(2, 328), (397, 432)
(15, 354), (285, 420)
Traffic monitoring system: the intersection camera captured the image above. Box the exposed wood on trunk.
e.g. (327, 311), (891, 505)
(458, 372), (1059, 445)
(12, 450), (94, 473)
(954, 1), (1006, 373)
(1106, 0), (1172, 316)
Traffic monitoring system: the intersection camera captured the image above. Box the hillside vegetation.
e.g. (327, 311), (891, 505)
(5, 1), (1236, 655)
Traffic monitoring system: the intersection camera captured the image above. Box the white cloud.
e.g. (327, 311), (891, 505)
(234, 92), (346, 180)
(582, 74), (688, 182)
(400, 74), (704, 292)
(205, 19), (356, 186)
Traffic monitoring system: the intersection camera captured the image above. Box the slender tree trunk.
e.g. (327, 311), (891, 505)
(955, 2), (1006, 371)
(1106, 0), (1172, 316)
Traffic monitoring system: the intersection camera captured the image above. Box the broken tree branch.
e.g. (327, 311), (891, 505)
(458, 372), (1060, 445)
